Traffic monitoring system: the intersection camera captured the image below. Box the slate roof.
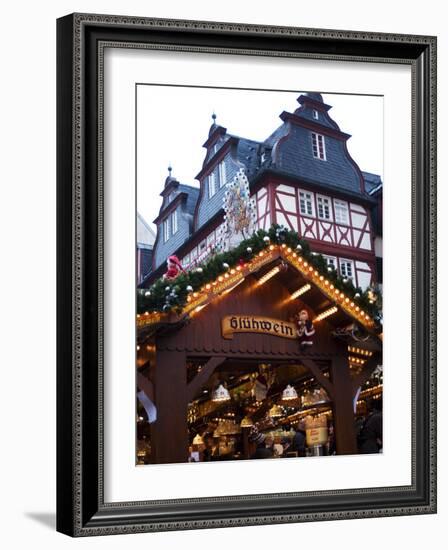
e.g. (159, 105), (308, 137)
(362, 171), (383, 195)
(178, 184), (200, 215)
(232, 135), (261, 178)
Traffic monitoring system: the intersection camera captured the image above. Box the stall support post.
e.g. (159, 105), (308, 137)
(331, 354), (357, 455)
(151, 349), (189, 464)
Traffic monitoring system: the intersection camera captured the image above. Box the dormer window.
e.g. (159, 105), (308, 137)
(218, 161), (227, 188)
(312, 109), (319, 120)
(163, 218), (170, 242)
(162, 209), (178, 242)
(171, 209), (178, 234)
(311, 132), (326, 160)
(167, 191), (175, 204)
(208, 171), (216, 198)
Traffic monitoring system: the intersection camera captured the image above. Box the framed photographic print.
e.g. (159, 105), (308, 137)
(56, 13), (437, 536)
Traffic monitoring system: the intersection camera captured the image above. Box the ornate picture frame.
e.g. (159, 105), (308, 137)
(57, 13), (437, 536)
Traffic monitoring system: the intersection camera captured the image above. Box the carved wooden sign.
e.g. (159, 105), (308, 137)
(222, 315), (297, 340)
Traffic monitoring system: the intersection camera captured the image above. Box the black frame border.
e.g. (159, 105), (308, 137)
(57, 13), (437, 537)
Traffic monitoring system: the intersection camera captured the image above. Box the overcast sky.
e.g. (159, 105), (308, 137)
(137, 86), (383, 230)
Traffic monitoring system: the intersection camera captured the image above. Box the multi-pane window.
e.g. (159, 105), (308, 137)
(340, 259), (354, 280)
(324, 256), (337, 270)
(299, 191), (314, 216)
(334, 199), (349, 225)
(206, 232), (215, 248)
(218, 161), (227, 188)
(311, 132), (326, 160)
(163, 218), (170, 243)
(170, 209), (178, 235)
(208, 171), (216, 198)
(317, 195), (332, 220)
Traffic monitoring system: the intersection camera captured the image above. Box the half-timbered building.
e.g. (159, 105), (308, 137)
(143, 92), (382, 291)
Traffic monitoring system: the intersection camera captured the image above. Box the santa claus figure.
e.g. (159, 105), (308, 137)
(163, 255), (184, 280)
(296, 309), (315, 350)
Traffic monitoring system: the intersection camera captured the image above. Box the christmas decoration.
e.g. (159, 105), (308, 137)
(136, 224), (382, 324)
(367, 287), (379, 304)
(295, 309), (316, 350)
(217, 169), (257, 251)
(163, 255), (184, 280)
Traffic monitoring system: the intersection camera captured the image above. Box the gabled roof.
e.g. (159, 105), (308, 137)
(137, 212), (156, 246)
(137, 244), (378, 336)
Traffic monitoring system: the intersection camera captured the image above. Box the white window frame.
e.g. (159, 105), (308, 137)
(339, 258), (355, 281)
(218, 161), (227, 188)
(190, 247), (198, 260)
(311, 132), (326, 160)
(208, 171), (216, 198)
(317, 194), (332, 221)
(298, 190), (314, 217)
(170, 208), (178, 235)
(206, 232), (215, 248)
(312, 109), (319, 120)
(163, 218), (170, 243)
(323, 255), (337, 270)
(334, 199), (349, 225)
(198, 239), (207, 255)
(183, 253), (190, 267)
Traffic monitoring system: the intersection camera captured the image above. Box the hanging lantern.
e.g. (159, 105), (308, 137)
(192, 434), (204, 445)
(281, 384), (298, 401)
(240, 416), (254, 428)
(212, 384), (231, 402)
(269, 404), (283, 418)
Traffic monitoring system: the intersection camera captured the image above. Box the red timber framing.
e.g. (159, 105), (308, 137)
(138, 249), (381, 464)
(251, 173), (377, 288)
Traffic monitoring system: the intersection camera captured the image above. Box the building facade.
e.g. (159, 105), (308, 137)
(137, 212), (156, 285)
(142, 93), (382, 290)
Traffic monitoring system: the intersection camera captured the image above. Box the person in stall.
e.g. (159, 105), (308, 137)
(202, 433), (219, 461)
(249, 427), (274, 459)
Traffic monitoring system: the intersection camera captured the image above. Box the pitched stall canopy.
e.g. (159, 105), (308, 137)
(137, 245), (381, 464)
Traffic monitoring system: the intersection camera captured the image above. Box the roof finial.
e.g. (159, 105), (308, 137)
(211, 111), (217, 123)
(168, 163), (172, 176)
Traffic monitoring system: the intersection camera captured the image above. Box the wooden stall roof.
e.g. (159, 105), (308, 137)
(137, 245), (379, 342)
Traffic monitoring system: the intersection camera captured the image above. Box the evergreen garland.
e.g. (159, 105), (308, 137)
(137, 224), (382, 324)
